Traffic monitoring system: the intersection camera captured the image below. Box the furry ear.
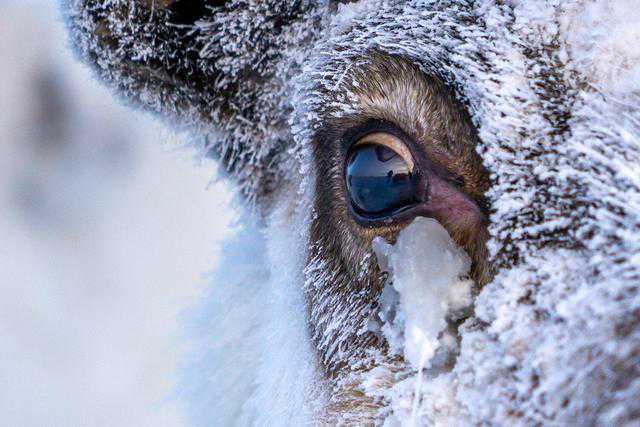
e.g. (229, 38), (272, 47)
(66, 1), (224, 126)
(64, 0), (320, 202)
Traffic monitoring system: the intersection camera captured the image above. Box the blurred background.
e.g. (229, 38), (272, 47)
(0, 1), (235, 425)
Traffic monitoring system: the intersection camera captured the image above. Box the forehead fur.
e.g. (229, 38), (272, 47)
(325, 53), (477, 153)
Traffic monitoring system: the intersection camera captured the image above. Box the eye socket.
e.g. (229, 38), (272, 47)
(345, 132), (420, 218)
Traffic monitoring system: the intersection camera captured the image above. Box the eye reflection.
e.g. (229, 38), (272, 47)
(346, 136), (420, 217)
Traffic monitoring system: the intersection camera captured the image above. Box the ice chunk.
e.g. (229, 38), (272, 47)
(372, 217), (473, 370)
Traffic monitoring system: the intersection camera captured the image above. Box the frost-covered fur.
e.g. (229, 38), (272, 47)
(65, 0), (640, 425)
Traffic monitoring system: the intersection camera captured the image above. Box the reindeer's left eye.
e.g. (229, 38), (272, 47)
(346, 133), (420, 218)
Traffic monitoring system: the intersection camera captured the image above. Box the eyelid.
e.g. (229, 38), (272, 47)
(354, 132), (415, 172)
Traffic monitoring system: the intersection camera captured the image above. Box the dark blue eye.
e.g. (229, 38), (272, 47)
(346, 141), (420, 217)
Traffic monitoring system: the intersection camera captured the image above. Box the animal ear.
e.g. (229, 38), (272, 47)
(64, 0), (314, 200)
(66, 1), (229, 127)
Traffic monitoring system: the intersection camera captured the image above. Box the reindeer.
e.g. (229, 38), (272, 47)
(64, 1), (640, 425)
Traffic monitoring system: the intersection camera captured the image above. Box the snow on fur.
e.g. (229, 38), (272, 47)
(64, 0), (640, 425)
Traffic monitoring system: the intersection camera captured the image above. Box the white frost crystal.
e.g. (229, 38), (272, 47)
(373, 217), (473, 370)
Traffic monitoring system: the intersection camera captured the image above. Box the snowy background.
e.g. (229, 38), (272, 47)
(0, 1), (234, 425)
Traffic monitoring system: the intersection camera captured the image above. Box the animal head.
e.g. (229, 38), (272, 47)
(65, 1), (640, 424)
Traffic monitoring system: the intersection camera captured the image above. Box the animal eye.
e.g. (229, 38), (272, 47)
(345, 133), (420, 218)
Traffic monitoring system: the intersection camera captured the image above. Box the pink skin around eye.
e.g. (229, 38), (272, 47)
(421, 171), (484, 231)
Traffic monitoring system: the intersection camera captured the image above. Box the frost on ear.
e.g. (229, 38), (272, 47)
(63, 0), (323, 203)
(65, 0), (220, 126)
